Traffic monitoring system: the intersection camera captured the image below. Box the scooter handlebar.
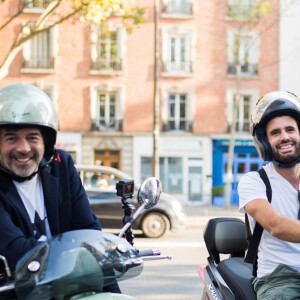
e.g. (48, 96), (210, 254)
(138, 249), (161, 257)
(137, 249), (172, 261)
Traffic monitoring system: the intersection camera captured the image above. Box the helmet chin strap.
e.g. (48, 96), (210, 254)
(273, 156), (300, 168)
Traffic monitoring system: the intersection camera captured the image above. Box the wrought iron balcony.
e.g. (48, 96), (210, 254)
(162, 61), (193, 74)
(162, 2), (193, 15)
(22, 56), (55, 69)
(236, 121), (250, 132)
(162, 120), (193, 132)
(227, 121), (251, 133)
(24, 0), (52, 9)
(91, 58), (122, 72)
(227, 4), (259, 20)
(227, 63), (258, 76)
(91, 119), (123, 131)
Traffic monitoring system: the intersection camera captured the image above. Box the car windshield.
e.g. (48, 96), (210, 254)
(81, 171), (121, 191)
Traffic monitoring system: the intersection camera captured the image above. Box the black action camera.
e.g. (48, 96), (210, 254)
(116, 179), (134, 199)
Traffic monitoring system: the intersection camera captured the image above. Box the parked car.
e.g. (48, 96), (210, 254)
(76, 165), (186, 238)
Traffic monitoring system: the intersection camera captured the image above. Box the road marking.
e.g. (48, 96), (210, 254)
(134, 242), (206, 248)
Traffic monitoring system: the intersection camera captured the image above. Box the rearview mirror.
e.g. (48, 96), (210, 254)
(118, 177), (162, 241)
(137, 177), (162, 209)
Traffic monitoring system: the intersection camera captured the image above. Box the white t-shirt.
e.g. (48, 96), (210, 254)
(13, 174), (52, 242)
(238, 162), (300, 278)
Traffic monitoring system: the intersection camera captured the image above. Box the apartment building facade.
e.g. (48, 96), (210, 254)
(0, 0), (279, 205)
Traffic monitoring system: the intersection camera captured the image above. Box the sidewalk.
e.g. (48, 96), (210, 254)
(184, 204), (243, 229)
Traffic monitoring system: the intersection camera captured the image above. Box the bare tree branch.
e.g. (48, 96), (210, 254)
(0, 0), (131, 79)
(0, 0), (26, 31)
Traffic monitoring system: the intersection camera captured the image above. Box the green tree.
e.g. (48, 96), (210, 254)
(0, 0), (145, 79)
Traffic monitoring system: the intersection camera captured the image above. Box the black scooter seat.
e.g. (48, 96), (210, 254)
(218, 256), (256, 300)
(203, 218), (257, 300)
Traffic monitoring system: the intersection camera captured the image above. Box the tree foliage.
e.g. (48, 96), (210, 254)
(0, 0), (146, 79)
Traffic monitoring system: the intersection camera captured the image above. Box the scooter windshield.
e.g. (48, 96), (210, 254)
(14, 230), (143, 300)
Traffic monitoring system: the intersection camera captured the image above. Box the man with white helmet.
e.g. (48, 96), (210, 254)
(238, 91), (300, 299)
(0, 83), (120, 293)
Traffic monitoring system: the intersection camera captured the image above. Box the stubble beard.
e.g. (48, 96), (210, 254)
(272, 140), (300, 164)
(0, 153), (41, 178)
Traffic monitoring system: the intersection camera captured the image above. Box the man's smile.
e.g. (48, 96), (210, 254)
(15, 157), (31, 162)
(277, 142), (294, 152)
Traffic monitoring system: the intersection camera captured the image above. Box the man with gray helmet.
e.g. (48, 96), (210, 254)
(238, 91), (300, 299)
(0, 83), (120, 293)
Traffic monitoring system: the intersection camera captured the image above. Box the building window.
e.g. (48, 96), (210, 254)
(227, 0), (260, 20)
(162, 0), (194, 16)
(90, 85), (124, 131)
(227, 30), (259, 77)
(226, 89), (258, 133)
(22, 25), (56, 71)
(24, 0), (52, 9)
(99, 93), (116, 129)
(161, 87), (194, 132)
(141, 156), (183, 194)
(162, 28), (194, 76)
(90, 25), (124, 74)
(236, 94), (251, 132)
(165, 93), (190, 131)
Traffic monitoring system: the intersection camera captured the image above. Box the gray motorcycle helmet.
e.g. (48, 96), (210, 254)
(251, 91), (300, 165)
(0, 83), (59, 159)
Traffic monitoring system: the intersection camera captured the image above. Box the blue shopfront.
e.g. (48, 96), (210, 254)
(212, 139), (265, 206)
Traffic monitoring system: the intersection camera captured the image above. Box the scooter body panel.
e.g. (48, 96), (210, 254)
(201, 258), (235, 300)
(75, 292), (137, 300)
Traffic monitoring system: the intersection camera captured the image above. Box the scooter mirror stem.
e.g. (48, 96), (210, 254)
(118, 202), (147, 238)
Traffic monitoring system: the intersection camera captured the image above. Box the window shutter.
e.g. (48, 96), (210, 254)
(90, 25), (98, 61)
(22, 25), (31, 61)
(90, 86), (98, 121)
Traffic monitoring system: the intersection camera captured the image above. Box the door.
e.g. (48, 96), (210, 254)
(187, 158), (203, 202)
(94, 150), (120, 169)
(223, 152), (264, 205)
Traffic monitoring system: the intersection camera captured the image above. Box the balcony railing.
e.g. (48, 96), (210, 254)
(22, 56), (55, 69)
(227, 63), (258, 76)
(162, 2), (193, 15)
(162, 120), (193, 132)
(91, 58), (122, 72)
(236, 121), (250, 132)
(91, 119), (123, 131)
(162, 61), (193, 74)
(227, 4), (259, 20)
(227, 120), (250, 133)
(24, 0), (52, 9)
(227, 121), (250, 133)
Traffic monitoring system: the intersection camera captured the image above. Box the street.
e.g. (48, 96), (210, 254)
(117, 227), (207, 299)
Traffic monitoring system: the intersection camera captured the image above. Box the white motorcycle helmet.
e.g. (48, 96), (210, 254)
(251, 91), (300, 167)
(0, 83), (59, 179)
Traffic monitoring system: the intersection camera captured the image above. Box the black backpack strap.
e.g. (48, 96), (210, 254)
(244, 167), (272, 277)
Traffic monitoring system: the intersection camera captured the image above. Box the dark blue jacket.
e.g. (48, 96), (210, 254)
(0, 149), (101, 270)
